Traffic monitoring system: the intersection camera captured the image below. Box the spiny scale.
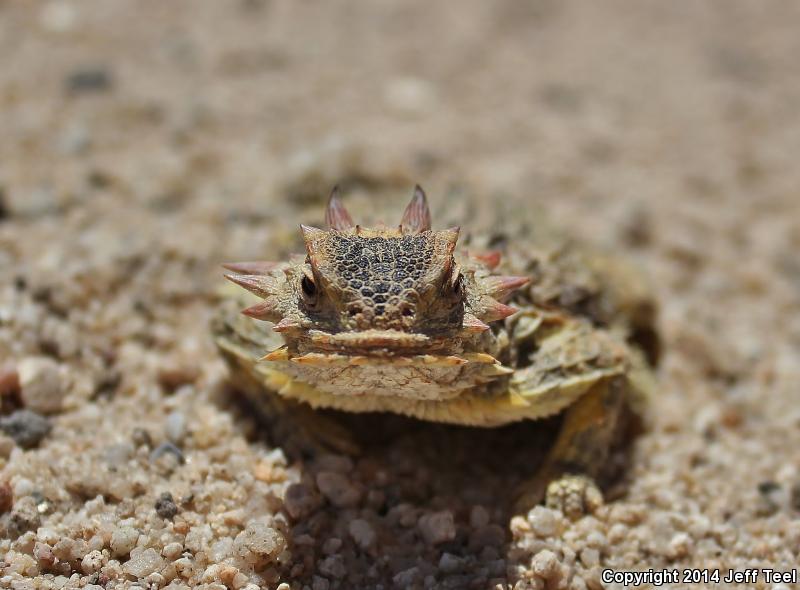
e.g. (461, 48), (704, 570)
(222, 261), (280, 275)
(484, 275), (531, 302)
(224, 273), (273, 298)
(480, 299), (518, 322)
(241, 300), (280, 321)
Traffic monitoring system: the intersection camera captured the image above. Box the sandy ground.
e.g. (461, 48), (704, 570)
(1, 1), (800, 589)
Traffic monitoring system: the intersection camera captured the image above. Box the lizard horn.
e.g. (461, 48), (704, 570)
(324, 186), (354, 230)
(400, 185), (432, 233)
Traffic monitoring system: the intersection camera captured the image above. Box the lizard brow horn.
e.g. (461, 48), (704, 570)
(324, 185), (433, 234)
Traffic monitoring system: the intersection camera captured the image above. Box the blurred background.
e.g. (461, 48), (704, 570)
(1, 1), (799, 588)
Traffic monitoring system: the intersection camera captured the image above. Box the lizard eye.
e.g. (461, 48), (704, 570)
(301, 275), (317, 298)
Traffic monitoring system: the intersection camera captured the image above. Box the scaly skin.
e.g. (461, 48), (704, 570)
(212, 186), (658, 517)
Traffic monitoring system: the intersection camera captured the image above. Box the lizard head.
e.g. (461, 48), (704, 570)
(224, 187), (529, 398)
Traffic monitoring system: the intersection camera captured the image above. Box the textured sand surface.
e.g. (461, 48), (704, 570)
(1, 1), (799, 589)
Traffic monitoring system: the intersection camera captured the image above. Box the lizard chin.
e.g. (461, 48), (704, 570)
(259, 328), (511, 400)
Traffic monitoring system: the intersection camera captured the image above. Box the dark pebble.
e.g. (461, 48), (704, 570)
(66, 67), (113, 94)
(0, 410), (52, 449)
(154, 492), (179, 519)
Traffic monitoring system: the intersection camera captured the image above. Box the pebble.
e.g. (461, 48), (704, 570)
(393, 566), (420, 587)
(131, 427), (153, 448)
(417, 510), (456, 546)
(123, 548), (164, 579)
(81, 550), (104, 574)
(65, 67), (113, 94)
(668, 532), (693, 559)
(157, 365), (199, 391)
(0, 365), (19, 396)
(531, 549), (560, 580)
(756, 480), (783, 515)
(527, 506), (561, 538)
(348, 518), (377, 550)
(154, 492), (179, 519)
(318, 555), (346, 579)
(322, 537), (342, 555)
(162, 542), (183, 559)
(233, 522), (286, 564)
(315, 471), (362, 508)
(0, 433), (13, 459)
(33, 542), (56, 569)
(438, 553), (463, 574)
(0, 480), (12, 513)
(0, 410), (52, 449)
(173, 556), (194, 578)
(164, 411), (186, 443)
(284, 483), (321, 519)
(312, 575), (330, 590)
(579, 548), (600, 568)
(470, 505), (490, 528)
(110, 526), (139, 557)
(17, 357), (64, 414)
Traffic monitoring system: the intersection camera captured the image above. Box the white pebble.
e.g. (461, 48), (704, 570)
(164, 411), (186, 443)
(18, 357), (64, 415)
(668, 532), (693, 559)
(531, 549), (559, 579)
(110, 527), (139, 557)
(579, 547), (599, 567)
(528, 506), (561, 537)
(81, 550), (104, 574)
(233, 522), (286, 564)
(122, 548), (164, 579)
(162, 542), (183, 559)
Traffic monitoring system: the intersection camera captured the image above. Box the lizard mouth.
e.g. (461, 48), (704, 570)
(262, 328), (499, 367)
(306, 329), (436, 353)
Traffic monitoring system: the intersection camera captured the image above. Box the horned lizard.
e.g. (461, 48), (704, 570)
(213, 187), (658, 518)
